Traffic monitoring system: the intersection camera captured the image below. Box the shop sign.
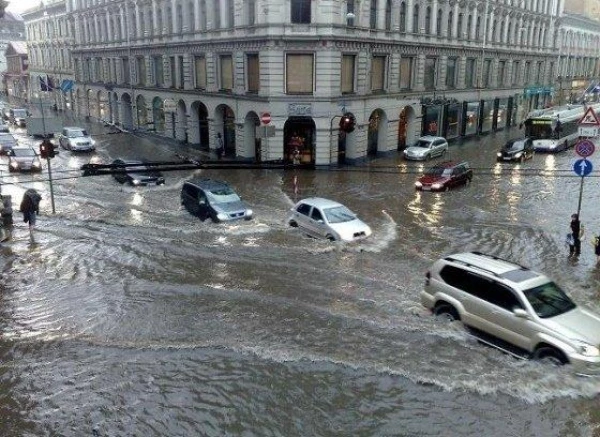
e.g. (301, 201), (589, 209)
(288, 103), (312, 117)
(523, 86), (554, 97)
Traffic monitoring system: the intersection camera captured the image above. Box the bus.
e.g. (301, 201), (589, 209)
(523, 104), (600, 152)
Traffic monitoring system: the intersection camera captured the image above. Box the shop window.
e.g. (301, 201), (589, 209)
(341, 54), (355, 94)
(247, 54), (260, 93)
(220, 55), (233, 91)
(371, 56), (386, 92)
(291, 0), (311, 24)
(194, 56), (206, 89)
(286, 54), (314, 94)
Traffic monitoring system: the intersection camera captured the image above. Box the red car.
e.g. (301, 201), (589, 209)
(415, 161), (473, 192)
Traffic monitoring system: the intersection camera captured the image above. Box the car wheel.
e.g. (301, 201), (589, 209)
(563, 142), (568, 152)
(433, 303), (460, 322)
(326, 234), (336, 242)
(289, 220), (298, 228)
(533, 346), (567, 366)
(426, 154), (431, 161)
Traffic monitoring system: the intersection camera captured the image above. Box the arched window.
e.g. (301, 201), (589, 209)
(457, 13), (463, 39)
(370, 0), (378, 29)
(425, 6), (431, 34)
(399, 1), (406, 32)
(475, 16), (480, 40)
(447, 10), (453, 38)
(499, 20), (504, 43)
(291, 0), (311, 24)
(436, 8), (442, 36)
(413, 4), (419, 33)
(385, 0), (392, 31)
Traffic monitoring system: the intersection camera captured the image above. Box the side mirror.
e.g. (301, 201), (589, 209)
(513, 308), (529, 319)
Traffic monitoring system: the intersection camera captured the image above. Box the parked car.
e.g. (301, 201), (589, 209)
(421, 251), (600, 375)
(403, 136), (449, 161)
(9, 108), (28, 127)
(58, 127), (96, 152)
(0, 132), (17, 155)
(111, 159), (165, 186)
(8, 147), (42, 173)
(181, 178), (253, 223)
(288, 197), (372, 242)
(497, 138), (535, 162)
(415, 161), (472, 192)
(0, 120), (10, 133)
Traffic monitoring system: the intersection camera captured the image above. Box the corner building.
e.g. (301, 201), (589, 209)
(66, 0), (561, 165)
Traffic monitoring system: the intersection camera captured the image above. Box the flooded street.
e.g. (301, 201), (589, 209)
(1, 118), (600, 436)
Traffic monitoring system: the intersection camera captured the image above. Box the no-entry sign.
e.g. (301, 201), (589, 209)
(261, 112), (271, 125)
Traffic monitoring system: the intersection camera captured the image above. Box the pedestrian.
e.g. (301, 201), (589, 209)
(20, 189), (41, 238)
(593, 234), (600, 263)
(570, 213), (583, 257)
(566, 231), (575, 257)
(216, 133), (224, 160)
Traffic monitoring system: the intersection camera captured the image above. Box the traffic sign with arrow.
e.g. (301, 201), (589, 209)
(573, 158), (593, 177)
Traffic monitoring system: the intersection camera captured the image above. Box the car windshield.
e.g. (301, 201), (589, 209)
(323, 205), (356, 223)
(207, 187), (240, 203)
(415, 140), (433, 149)
(12, 109), (27, 118)
(12, 148), (35, 157)
(522, 281), (576, 318)
(67, 129), (88, 138)
(503, 141), (523, 151)
(424, 167), (453, 177)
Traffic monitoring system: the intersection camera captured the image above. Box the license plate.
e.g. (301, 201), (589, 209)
(503, 157), (512, 161)
(422, 186), (431, 191)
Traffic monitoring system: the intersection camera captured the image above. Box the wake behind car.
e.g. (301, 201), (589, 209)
(111, 159), (165, 186)
(288, 197), (371, 242)
(415, 161), (472, 192)
(8, 147), (42, 173)
(496, 138), (534, 162)
(421, 251), (600, 375)
(403, 136), (448, 161)
(181, 178), (253, 223)
(58, 127), (96, 152)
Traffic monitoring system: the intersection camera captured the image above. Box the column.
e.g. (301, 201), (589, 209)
(94, 14), (100, 42)
(431, 0), (438, 36)
(120, 7), (127, 41)
(152, 0), (159, 34)
(135, 3), (142, 38)
(194, 0), (201, 32)
(470, 7), (477, 41)
(503, 15), (510, 44)
(451, 3), (458, 40)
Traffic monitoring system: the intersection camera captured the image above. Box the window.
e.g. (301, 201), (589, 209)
(137, 57), (146, 85)
(483, 59), (491, 88)
(153, 55), (163, 86)
(457, 13), (463, 38)
(178, 56), (184, 89)
(385, 0), (392, 31)
(425, 6), (431, 34)
(286, 54), (314, 94)
(194, 56), (206, 89)
(371, 56), (386, 92)
(247, 54), (259, 93)
(446, 57), (456, 88)
(399, 1), (406, 32)
(247, 0), (256, 25)
(122, 57), (130, 84)
(465, 58), (476, 88)
(341, 54), (355, 94)
(370, 0), (377, 29)
(170, 56), (176, 87)
(436, 8), (442, 37)
(214, 0), (221, 28)
(311, 208), (323, 222)
(424, 57), (437, 90)
(291, 0), (311, 24)
(227, 0), (234, 27)
(536, 61), (543, 83)
(296, 203), (311, 216)
(524, 61), (531, 84)
(413, 4), (419, 33)
(498, 60), (505, 87)
(511, 61), (519, 85)
(220, 55), (233, 91)
(399, 57), (413, 89)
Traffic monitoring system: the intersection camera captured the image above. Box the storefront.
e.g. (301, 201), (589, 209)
(443, 103), (462, 140)
(480, 100), (495, 134)
(463, 101), (480, 137)
(422, 105), (443, 136)
(495, 98), (509, 131)
(283, 117), (315, 165)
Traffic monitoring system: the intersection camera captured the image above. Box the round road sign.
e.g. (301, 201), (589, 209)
(261, 112), (271, 125)
(573, 158), (593, 177)
(575, 139), (595, 158)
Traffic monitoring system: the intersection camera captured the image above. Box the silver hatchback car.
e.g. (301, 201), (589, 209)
(403, 136), (449, 161)
(421, 252), (600, 375)
(288, 197), (372, 242)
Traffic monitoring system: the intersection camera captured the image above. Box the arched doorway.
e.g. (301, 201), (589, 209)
(152, 97), (165, 132)
(176, 99), (187, 142)
(284, 117), (316, 165)
(367, 109), (387, 156)
(136, 95), (147, 129)
(191, 101), (209, 148)
(244, 112), (260, 161)
(121, 93), (133, 130)
(215, 104), (236, 157)
(398, 106), (416, 150)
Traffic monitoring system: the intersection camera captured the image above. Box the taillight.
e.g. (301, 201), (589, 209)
(425, 271), (431, 286)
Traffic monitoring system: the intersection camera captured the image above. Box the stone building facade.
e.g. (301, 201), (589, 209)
(54, 0), (562, 164)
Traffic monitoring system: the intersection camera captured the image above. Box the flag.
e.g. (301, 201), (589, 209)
(39, 76), (49, 91)
(47, 76), (55, 91)
(60, 79), (74, 92)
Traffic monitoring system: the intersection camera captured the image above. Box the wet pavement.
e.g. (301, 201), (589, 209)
(0, 107), (600, 436)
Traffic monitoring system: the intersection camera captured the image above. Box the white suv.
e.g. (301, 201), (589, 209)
(58, 127), (96, 152)
(421, 251), (600, 375)
(403, 136), (448, 161)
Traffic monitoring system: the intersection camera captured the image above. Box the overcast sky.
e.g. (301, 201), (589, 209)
(7, 0), (41, 14)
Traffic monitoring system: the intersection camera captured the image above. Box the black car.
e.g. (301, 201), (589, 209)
(497, 138), (535, 162)
(111, 159), (165, 186)
(181, 178), (253, 222)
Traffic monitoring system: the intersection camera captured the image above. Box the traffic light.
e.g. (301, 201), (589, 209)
(339, 112), (356, 133)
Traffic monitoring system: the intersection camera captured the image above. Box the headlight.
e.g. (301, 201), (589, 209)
(245, 209), (253, 217)
(415, 181), (422, 188)
(32, 159), (41, 168)
(216, 212), (228, 221)
(575, 342), (600, 357)
(132, 179), (141, 186)
(496, 152), (502, 157)
(90, 139), (96, 146)
(10, 161), (18, 169)
(515, 152), (523, 158)
(431, 183), (443, 190)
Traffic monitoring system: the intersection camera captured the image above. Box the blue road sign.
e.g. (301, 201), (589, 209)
(573, 159), (593, 177)
(575, 140), (595, 158)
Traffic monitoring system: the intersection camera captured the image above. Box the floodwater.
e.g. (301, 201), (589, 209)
(1, 120), (600, 436)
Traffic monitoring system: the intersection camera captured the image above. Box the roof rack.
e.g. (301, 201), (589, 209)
(471, 251), (530, 271)
(444, 255), (501, 278)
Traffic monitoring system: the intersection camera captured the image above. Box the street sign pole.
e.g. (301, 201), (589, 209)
(573, 158), (594, 218)
(47, 157), (56, 214)
(577, 176), (584, 218)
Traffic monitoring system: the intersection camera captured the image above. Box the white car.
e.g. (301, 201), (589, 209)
(58, 127), (96, 152)
(288, 197), (372, 242)
(403, 136), (449, 161)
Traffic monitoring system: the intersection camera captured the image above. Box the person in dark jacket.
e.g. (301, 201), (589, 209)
(570, 213), (582, 257)
(20, 189), (41, 236)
